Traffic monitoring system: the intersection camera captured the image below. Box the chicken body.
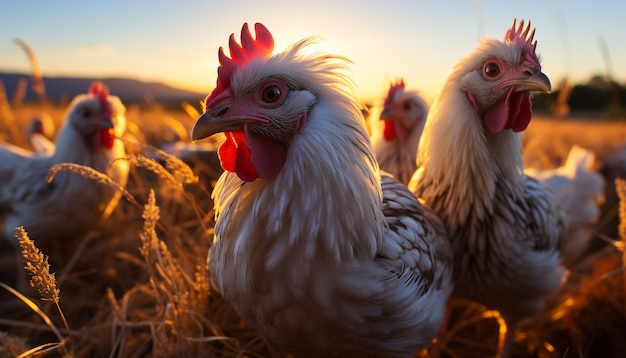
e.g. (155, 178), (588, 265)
(0, 82), (128, 252)
(525, 145), (605, 265)
(369, 79), (429, 185)
(408, 19), (564, 357)
(192, 23), (453, 358)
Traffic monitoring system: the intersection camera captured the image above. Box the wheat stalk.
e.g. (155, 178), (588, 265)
(14, 38), (47, 107)
(0, 79), (22, 142)
(111, 154), (183, 189)
(16, 228), (59, 303)
(46, 162), (141, 208)
(110, 149), (212, 236)
(11, 227), (72, 356)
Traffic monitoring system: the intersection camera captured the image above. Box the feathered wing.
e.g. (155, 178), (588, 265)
(379, 173), (453, 305)
(0, 146), (37, 211)
(210, 173), (453, 358)
(30, 133), (55, 156)
(525, 145), (605, 264)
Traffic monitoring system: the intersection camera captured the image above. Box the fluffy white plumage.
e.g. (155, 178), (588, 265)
(525, 145), (605, 265)
(368, 79), (429, 185)
(408, 19), (565, 357)
(0, 82), (128, 264)
(192, 23), (453, 358)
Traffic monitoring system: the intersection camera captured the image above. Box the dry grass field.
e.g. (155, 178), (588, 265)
(0, 99), (625, 357)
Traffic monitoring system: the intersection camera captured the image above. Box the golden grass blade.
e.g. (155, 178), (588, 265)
(0, 79), (22, 142)
(17, 342), (64, 358)
(0, 282), (64, 343)
(181, 101), (201, 119)
(11, 78), (28, 109)
(14, 38), (47, 107)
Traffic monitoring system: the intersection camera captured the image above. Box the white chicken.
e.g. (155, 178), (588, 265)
(525, 145), (605, 265)
(191, 23), (453, 358)
(0, 81), (128, 282)
(368, 79), (429, 185)
(408, 19), (570, 357)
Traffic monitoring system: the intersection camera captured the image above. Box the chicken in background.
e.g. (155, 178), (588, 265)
(368, 79), (429, 185)
(409, 19), (572, 357)
(25, 112), (56, 156)
(0, 81), (128, 286)
(525, 144), (605, 266)
(191, 23), (453, 358)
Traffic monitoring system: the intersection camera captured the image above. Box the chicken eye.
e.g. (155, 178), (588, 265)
(483, 62), (500, 78)
(79, 107), (93, 118)
(261, 85), (281, 103)
(403, 101), (412, 111)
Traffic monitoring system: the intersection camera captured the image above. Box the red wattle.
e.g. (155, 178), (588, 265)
(101, 128), (115, 149)
(383, 120), (395, 141)
(217, 128), (287, 182)
(511, 92), (532, 132)
(244, 125), (286, 181)
(218, 131), (259, 182)
(483, 89), (533, 133)
(88, 128), (115, 152)
(394, 121), (409, 143)
(484, 88), (512, 133)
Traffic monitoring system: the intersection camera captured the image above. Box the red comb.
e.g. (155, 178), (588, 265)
(504, 19), (538, 60)
(384, 79), (405, 107)
(213, 23), (274, 96)
(88, 81), (112, 116)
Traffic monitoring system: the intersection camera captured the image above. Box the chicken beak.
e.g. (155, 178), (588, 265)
(498, 71), (552, 93)
(191, 112), (256, 142)
(380, 108), (396, 121)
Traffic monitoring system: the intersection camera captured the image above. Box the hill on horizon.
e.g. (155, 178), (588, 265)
(0, 72), (206, 106)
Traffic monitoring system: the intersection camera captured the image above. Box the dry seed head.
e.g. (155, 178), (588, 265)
(15, 227), (60, 302)
(47, 162), (139, 207)
(116, 138), (199, 184)
(111, 155), (184, 189)
(615, 178), (626, 242)
(139, 189), (161, 260)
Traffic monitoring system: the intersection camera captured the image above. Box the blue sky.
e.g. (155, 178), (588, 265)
(1, 0), (624, 102)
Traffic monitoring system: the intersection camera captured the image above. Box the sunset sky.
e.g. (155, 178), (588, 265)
(1, 0), (624, 103)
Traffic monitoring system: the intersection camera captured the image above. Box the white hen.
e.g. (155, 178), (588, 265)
(191, 23), (453, 358)
(0, 82), (128, 283)
(409, 19), (566, 357)
(369, 79), (429, 185)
